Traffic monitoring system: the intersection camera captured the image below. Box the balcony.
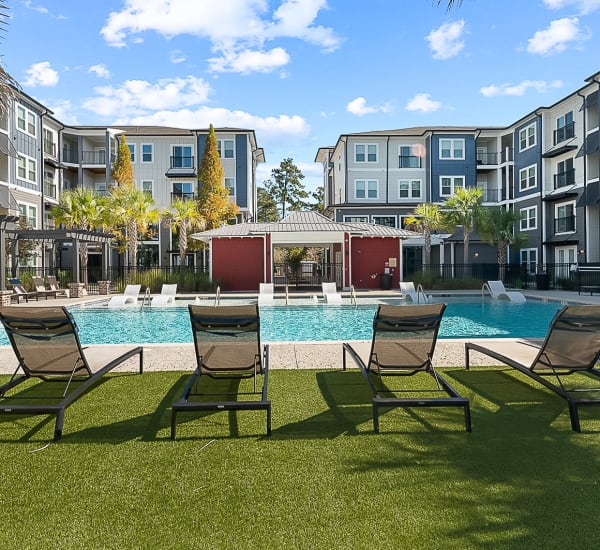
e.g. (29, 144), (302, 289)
(166, 156), (196, 178)
(554, 168), (576, 189)
(43, 180), (58, 201)
(480, 188), (503, 202)
(476, 152), (500, 165)
(171, 192), (196, 203)
(554, 215), (575, 233)
(62, 149), (78, 164)
(398, 155), (421, 168)
(81, 150), (107, 165)
(43, 139), (57, 158)
(554, 122), (575, 145)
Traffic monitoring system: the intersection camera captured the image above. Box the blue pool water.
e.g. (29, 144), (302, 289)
(0, 299), (565, 345)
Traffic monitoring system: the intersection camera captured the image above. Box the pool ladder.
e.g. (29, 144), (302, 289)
(214, 286), (221, 306)
(141, 287), (151, 308)
(285, 284), (289, 305)
(350, 285), (357, 307)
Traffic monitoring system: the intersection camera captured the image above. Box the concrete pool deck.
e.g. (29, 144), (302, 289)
(1, 288), (599, 374)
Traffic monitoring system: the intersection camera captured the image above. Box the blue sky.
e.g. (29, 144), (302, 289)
(3, 0), (600, 192)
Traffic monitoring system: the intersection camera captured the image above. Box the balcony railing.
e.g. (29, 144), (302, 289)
(555, 215), (575, 233)
(81, 150), (106, 165)
(171, 192), (196, 203)
(553, 122), (575, 145)
(480, 188), (503, 202)
(476, 152), (500, 165)
(62, 149), (78, 164)
(398, 155), (421, 168)
(554, 168), (576, 189)
(170, 156), (195, 169)
(43, 140), (57, 157)
(43, 180), (58, 200)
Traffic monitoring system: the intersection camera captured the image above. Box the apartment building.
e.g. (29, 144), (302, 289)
(0, 88), (264, 272)
(315, 70), (600, 279)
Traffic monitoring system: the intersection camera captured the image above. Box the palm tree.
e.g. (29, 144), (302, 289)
(443, 187), (484, 270)
(50, 189), (106, 285)
(404, 203), (445, 267)
(479, 206), (529, 281)
(109, 187), (160, 268)
(164, 197), (205, 267)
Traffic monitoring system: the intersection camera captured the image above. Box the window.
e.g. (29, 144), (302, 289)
(519, 123), (536, 151)
(43, 127), (56, 157)
(224, 177), (235, 197)
(355, 180), (378, 199)
(217, 139), (234, 159)
(173, 181), (194, 200)
(172, 145), (193, 168)
(18, 203), (37, 229)
(440, 139), (464, 160)
(16, 105), (36, 137)
(142, 144), (153, 163)
(555, 157), (575, 188)
(17, 154), (37, 184)
(520, 248), (538, 275)
(520, 206), (537, 230)
(372, 216), (396, 227)
(344, 215), (369, 223)
(141, 180), (153, 198)
(519, 164), (537, 191)
(95, 182), (108, 196)
(398, 179), (422, 199)
(555, 202), (575, 233)
(128, 144), (135, 162)
(399, 145), (421, 168)
(555, 111), (574, 144)
(355, 144), (377, 163)
(440, 176), (464, 197)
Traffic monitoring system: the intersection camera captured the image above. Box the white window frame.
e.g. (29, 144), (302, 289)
(128, 143), (135, 163)
(354, 143), (378, 163)
(172, 145), (194, 168)
(16, 105), (36, 137)
(519, 123), (536, 152)
(555, 201), (576, 234)
(520, 206), (537, 231)
(439, 139), (464, 160)
(398, 179), (422, 200)
(141, 143), (153, 163)
(519, 164), (537, 191)
(355, 179), (378, 199)
(399, 145), (422, 168)
(343, 215), (369, 223)
(224, 177), (235, 197)
(17, 154), (37, 184)
(141, 180), (153, 198)
(18, 202), (37, 229)
(217, 139), (235, 159)
(520, 248), (538, 275)
(439, 175), (464, 197)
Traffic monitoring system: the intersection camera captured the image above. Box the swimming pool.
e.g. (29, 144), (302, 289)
(0, 299), (565, 345)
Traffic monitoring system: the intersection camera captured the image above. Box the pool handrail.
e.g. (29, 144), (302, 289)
(214, 286), (221, 306)
(350, 285), (357, 307)
(142, 287), (151, 308)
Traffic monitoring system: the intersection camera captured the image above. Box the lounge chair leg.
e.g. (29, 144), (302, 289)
(568, 402), (581, 432)
(373, 403), (379, 433)
(171, 411), (177, 440)
(54, 410), (65, 441)
(266, 405), (272, 436)
(464, 404), (472, 432)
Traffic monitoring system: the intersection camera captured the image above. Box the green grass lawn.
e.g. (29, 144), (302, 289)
(2, 367), (600, 549)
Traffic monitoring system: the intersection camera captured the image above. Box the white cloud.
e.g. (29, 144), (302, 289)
(169, 50), (187, 64)
(543, 0), (600, 14)
(426, 20), (465, 60)
(406, 93), (441, 113)
(208, 47), (290, 74)
(88, 64), (110, 79)
(480, 79), (563, 97)
(346, 97), (392, 116)
(82, 76), (212, 118)
(527, 17), (589, 55)
(100, 0), (341, 74)
(23, 61), (59, 87)
(47, 99), (79, 125)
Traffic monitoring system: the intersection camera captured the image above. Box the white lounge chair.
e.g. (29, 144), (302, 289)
(322, 282), (343, 304)
(107, 284), (142, 307)
(400, 282), (431, 304)
(258, 283), (275, 305)
(484, 280), (526, 304)
(151, 284), (177, 307)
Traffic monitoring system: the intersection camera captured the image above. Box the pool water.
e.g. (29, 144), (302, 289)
(0, 299), (565, 345)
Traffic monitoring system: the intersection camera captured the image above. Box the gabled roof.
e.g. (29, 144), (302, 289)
(191, 211), (420, 241)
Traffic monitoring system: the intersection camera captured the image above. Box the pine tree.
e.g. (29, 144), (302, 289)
(266, 158), (308, 218)
(197, 124), (238, 229)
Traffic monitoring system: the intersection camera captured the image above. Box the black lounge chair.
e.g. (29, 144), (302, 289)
(465, 304), (600, 432)
(32, 276), (58, 299)
(8, 278), (38, 303)
(0, 306), (143, 440)
(171, 305), (271, 439)
(343, 303), (471, 433)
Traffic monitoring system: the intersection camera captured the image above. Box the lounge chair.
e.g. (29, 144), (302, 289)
(151, 284), (177, 307)
(7, 278), (38, 303)
(107, 284), (142, 307)
(400, 281), (431, 304)
(343, 304), (471, 432)
(32, 276), (58, 300)
(47, 275), (69, 297)
(322, 282), (343, 304)
(483, 280), (526, 303)
(465, 304), (600, 432)
(171, 305), (271, 439)
(258, 283), (275, 306)
(0, 306), (143, 440)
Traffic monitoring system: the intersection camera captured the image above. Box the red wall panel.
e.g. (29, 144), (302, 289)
(212, 237), (264, 291)
(350, 237), (401, 289)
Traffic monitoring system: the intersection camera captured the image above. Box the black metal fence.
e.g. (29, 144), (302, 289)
(272, 262), (343, 290)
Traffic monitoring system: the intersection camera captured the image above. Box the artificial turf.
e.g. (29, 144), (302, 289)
(1, 367), (600, 549)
